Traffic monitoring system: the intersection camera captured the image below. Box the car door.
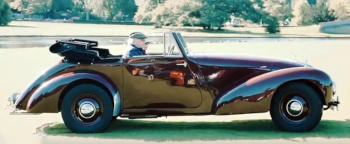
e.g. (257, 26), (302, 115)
(122, 34), (202, 109)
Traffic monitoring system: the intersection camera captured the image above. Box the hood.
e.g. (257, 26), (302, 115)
(188, 53), (305, 70)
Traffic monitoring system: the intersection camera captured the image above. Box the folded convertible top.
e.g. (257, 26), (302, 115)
(49, 39), (119, 63)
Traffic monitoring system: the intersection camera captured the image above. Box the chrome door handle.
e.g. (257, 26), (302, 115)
(176, 62), (187, 67)
(147, 74), (154, 80)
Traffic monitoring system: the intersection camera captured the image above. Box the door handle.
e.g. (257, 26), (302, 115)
(176, 62), (187, 67)
(147, 74), (154, 80)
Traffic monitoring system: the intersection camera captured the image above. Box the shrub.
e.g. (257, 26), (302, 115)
(263, 16), (280, 34)
(299, 0), (337, 25)
(0, 0), (12, 26)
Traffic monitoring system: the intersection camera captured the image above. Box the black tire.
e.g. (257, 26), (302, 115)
(270, 82), (323, 132)
(61, 84), (113, 133)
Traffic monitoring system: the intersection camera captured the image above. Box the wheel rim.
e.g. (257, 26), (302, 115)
(78, 100), (97, 119)
(72, 95), (103, 125)
(286, 98), (303, 117)
(280, 95), (310, 122)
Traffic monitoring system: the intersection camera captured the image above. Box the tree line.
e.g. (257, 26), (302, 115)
(1, 0), (348, 34)
(6, 0), (137, 21)
(135, 0), (292, 33)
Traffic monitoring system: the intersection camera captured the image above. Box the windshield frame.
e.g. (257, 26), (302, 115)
(172, 32), (189, 58)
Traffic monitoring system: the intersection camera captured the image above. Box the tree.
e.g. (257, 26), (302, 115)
(49, 0), (74, 18)
(72, 0), (91, 20)
(263, 15), (279, 33)
(196, 0), (280, 32)
(148, 0), (201, 27)
(299, 0), (337, 25)
(25, 0), (51, 16)
(264, 0), (294, 22)
(330, 0), (350, 20)
(71, 0), (108, 20)
(197, 0), (231, 30)
(7, 0), (26, 12)
(134, 0), (280, 33)
(0, 0), (11, 25)
(103, 0), (137, 21)
(51, 0), (73, 12)
(307, 0), (317, 5)
(134, 0), (160, 24)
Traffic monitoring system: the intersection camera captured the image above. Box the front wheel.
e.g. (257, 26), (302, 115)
(61, 84), (113, 133)
(270, 82), (323, 132)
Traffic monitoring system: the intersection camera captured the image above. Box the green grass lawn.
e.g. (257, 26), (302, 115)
(44, 119), (350, 141)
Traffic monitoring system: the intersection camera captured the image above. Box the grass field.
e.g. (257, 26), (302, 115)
(44, 120), (350, 141)
(1, 21), (350, 37)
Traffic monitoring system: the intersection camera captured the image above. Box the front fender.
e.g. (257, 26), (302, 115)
(215, 67), (333, 115)
(26, 72), (121, 116)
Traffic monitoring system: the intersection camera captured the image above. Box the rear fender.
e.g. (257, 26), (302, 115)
(215, 67), (332, 115)
(14, 62), (76, 109)
(26, 72), (121, 116)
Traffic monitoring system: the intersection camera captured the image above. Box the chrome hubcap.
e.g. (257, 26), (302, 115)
(286, 99), (303, 117)
(78, 100), (97, 119)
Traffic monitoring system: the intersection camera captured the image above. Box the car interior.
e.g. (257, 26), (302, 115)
(49, 32), (186, 64)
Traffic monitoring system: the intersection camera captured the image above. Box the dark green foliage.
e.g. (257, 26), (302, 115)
(49, 0), (74, 18)
(8, 0), (137, 21)
(299, 0), (337, 25)
(307, 0), (317, 5)
(0, 0), (11, 26)
(196, 0), (231, 30)
(196, 0), (266, 30)
(263, 16), (280, 34)
(135, 0), (279, 33)
(197, 0), (280, 33)
(51, 0), (74, 12)
(264, 0), (294, 22)
(202, 0), (280, 33)
(104, 0), (137, 21)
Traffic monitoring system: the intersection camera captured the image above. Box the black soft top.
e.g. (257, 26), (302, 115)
(49, 39), (121, 63)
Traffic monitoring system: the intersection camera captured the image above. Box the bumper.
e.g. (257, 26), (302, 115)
(324, 95), (340, 110)
(7, 93), (31, 115)
(8, 93), (19, 106)
(8, 93), (19, 113)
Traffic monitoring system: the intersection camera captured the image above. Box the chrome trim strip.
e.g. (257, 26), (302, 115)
(113, 92), (121, 116)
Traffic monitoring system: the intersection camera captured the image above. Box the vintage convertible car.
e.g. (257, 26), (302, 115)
(9, 32), (339, 133)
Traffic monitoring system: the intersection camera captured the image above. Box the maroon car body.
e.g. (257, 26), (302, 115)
(10, 32), (339, 133)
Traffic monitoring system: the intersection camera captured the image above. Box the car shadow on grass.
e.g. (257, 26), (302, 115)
(44, 119), (350, 141)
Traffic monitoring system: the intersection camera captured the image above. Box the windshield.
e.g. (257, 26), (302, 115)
(174, 32), (189, 55)
(164, 32), (182, 56)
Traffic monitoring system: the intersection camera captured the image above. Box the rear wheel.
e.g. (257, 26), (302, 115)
(270, 82), (323, 132)
(61, 84), (113, 133)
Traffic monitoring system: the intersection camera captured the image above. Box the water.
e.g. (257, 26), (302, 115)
(0, 36), (349, 48)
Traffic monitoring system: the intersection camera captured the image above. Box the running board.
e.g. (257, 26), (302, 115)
(120, 114), (159, 119)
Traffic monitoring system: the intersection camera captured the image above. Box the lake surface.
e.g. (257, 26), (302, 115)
(1, 36), (349, 48)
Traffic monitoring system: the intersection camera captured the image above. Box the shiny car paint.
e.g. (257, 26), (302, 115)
(15, 62), (76, 110)
(14, 32), (337, 119)
(16, 62), (124, 116)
